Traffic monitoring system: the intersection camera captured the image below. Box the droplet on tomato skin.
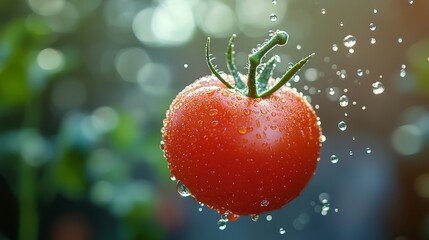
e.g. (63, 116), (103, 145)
(243, 109), (251, 115)
(227, 213), (240, 221)
(209, 108), (218, 116)
(211, 120), (219, 127)
(260, 199), (270, 207)
(256, 133), (262, 139)
(176, 180), (191, 197)
(238, 126), (247, 135)
(206, 90), (216, 97)
(159, 140), (165, 150)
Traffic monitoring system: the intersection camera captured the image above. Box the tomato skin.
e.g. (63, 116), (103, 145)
(162, 75), (321, 215)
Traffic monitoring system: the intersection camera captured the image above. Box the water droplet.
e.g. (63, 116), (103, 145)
(373, 9), (378, 14)
(334, 208), (339, 212)
(343, 35), (357, 48)
(243, 109), (251, 115)
(238, 126), (247, 135)
(261, 199), (269, 207)
(198, 207), (203, 212)
(372, 81), (385, 94)
(370, 38), (376, 45)
(369, 23), (377, 31)
(332, 44), (338, 52)
(328, 88), (335, 95)
(217, 219), (227, 230)
(266, 215), (272, 221)
(184, 63), (188, 68)
(348, 48), (354, 54)
(366, 147), (372, 153)
(270, 14), (278, 22)
(320, 135), (326, 143)
(339, 95), (349, 107)
(349, 150), (354, 156)
(211, 120), (219, 127)
(170, 175), (176, 181)
(330, 154), (339, 164)
(160, 140), (165, 150)
(176, 180), (191, 197)
(357, 69), (364, 76)
(409, 0), (414, 4)
(400, 69), (406, 77)
(272, 0), (277, 4)
(296, 44), (301, 50)
(398, 37), (403, 43)
(279, 228), (286, 235)
(362, 106), (366, 110)
(209, 108), (218, 116)
(250, 215), (259, 222)
(340, 21), (344, 27)
(338, 121), (347, 131)
(321, 8), (326, 14)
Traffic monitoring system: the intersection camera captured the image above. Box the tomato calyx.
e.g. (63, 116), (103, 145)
(206, 30), (315, 98)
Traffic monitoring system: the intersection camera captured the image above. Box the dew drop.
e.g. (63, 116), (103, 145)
(238, 126), (247, 135)
(369, 23), (377, 31)
(170, 175), (176, 181)
(332, 44), (339, 52)
(319, 135), (326, 143)
(328, 88), (335, 95)
(400, 69), (406, 78)
(209, 108), (218, 116)
(357, 69), (364, 76)
(338, 121), (347, 131)
(339, 95), (349, 107)
(279, 228), (286, 235)
(261, 199), (270, 207)
(366, 147), (372, 153)
(330, 154), (339, 164)
(372, 81), (385, 94)
(251, 215), (259, 222)
(370, 38), (376, 45)
(343, 35), (357, 48)
(211, 120), (219, 127)
(270, 13), (278, 22)
(321, 8), (326, 14)
(217, 219), (227, 230)
(160, 140), (165, 150)
(176, 180), (191, 197)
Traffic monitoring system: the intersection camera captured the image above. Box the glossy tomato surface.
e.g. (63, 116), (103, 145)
(162, 75), (321, 216)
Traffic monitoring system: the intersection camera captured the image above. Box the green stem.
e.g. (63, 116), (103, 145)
(246, 31), (288, 97)
(226, 34), (245, 89)
(259, 53), (314, 98)
(205, 37), (234, 89)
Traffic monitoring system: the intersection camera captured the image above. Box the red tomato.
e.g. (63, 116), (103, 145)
(161, 30), (321, 217)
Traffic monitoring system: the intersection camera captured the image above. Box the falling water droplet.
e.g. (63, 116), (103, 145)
(251, 215), (260, 222)
(409, 0), (414, 4)
(400, 69), (407, 77)
(369, 23), (377, 31)
(343, 35), (357, 48)
(272, 0), (277, 5)
(184, 63), (188, 68)
(270, 14), (278, 22)
(373, 9), (378, 13)
(339, 95), (349, 107)
(349, 150), (354, 156)
(279, 228), (286, 234)
(357, 69), (363, 76)
(330, 154), (339, 164)
(176, 181), (191, 197)
(366, 147), (372, 153)
(217, 219), (227, 230)
(370, 38), (376, 45)
(328, 88), (335, 95)
(296, 44), (302, 50)
(338, 121), (347, 131)
(266, 215), (272, 221)
(372, 81), (385, 94)
(332, 44), (339, 52)
(321, 8), (326, 14)
(398, 37), (403, 43)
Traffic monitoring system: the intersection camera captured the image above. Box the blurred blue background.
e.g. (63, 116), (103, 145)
(0, 0), (429, 239)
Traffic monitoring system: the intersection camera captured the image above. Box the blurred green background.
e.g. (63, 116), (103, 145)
(0, 0), (429, 239)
